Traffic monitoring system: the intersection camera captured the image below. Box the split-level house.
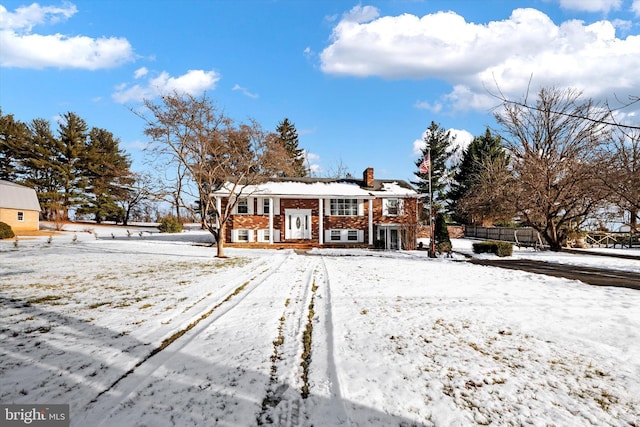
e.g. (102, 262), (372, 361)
(212, 168), (420, 249)
(0, 180), (42, 232)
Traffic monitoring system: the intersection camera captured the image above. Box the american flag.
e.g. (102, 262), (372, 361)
(419, 152), (430, 174)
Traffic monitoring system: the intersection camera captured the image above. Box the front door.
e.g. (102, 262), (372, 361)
(389, 228), (399, 250)
(285, 209), (311, 240)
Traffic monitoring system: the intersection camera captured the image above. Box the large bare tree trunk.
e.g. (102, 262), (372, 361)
(216, 222), (226, 258)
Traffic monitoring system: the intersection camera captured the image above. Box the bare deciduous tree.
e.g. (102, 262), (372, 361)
(598, 128), (640, 231)
(140, 93), (294, 257)
(495, 87), (611, 251)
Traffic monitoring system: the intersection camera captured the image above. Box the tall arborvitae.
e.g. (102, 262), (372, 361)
(412, 121), (458, 216)
(276, 118), (306, 177)
(448, 128), (508, 224)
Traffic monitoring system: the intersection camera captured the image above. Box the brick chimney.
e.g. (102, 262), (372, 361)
(363, 167), (374, 188)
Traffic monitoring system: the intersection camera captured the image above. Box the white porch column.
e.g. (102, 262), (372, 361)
(215, 197), (222, 228)
(318, 198), (324, 245)
(268, 197), (274, 244)
(368, 199), (374, 246)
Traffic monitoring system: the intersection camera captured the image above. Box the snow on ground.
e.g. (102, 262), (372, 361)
(1, 225), (639, 426)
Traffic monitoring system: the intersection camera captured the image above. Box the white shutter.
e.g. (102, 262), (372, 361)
(358, 200), (365, 216)
(325, 199), (332, 216)
(382, 198), (389, 216)
(247, 198), (254, 215)
(358, 230), (365, 242)
(247, 229), (254, 242)
(257, 198), (264, 215)
(273, 198), (280, 215)
(231, 230), (239, 243)
(398, 199), (404, 215)
(273, 230), (281, 243)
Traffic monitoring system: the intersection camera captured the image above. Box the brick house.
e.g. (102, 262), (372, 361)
(212, 168), (420, 249)
(0, 181), (42, 232)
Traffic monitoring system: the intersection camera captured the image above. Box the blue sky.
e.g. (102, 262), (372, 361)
(1, 0), (639, 183)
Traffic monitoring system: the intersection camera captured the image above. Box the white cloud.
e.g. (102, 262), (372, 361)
(414, 100), (442, 113)
(0, 2), (134, 69)
(633, 0), (640, 16)
(303, 150), (322, 174)
(134, 67), (148, 79)
(0, 2), (77, 31)
(232, 83), (259, 99)
(112, 69), (221, 103)
(411, 127), (473, 158)
(321, 7), (640, 112)
(556, 0), (622, 13)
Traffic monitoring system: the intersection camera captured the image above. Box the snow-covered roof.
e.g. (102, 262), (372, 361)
(212, 177), (418, 199)
(0, 180), (41, 211)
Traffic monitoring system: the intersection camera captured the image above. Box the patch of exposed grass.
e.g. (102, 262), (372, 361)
(301, 281), (318, 399)
(28, 295), (63, 305)
(88, 301), (110, 309)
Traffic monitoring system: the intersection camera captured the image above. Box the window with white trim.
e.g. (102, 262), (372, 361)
(330, 230), (341, 241)
(262, 198), (270, 214)
(263, 228), (270, 241)
(347, 230), (358, 241)
(385, 198), (399, 216)
(237, 229), (249, 242)
(330, 198), (358, 216)
(237, 199), (248, 214)
(17, 211), (24, 221)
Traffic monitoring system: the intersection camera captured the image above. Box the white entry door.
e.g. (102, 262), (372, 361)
(285, 209), (311, 239)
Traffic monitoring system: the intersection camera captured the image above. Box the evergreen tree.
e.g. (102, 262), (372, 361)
(275, 118), (306, 177)
(0, 110), (30, 181)
(55, 112), (90, 220)
(78, 128), (132, 222)
(448, 128), (509, 224)
(24, 118), (62, 220)
(434, 212), (452, 253)
(412, 121), (458, 216)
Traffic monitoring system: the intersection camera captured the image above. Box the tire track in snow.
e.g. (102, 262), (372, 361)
(258, 255), (317, 426)
(81, 251), (293, 426)
(306, 255), (350, 425)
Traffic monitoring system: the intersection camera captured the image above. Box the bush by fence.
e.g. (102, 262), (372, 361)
(472, 241), (513, 257)
(158, 216), (183, 233)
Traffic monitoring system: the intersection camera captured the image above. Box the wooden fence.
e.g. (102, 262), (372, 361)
(586, 232), (639, 248)
(464, 225), (544, 249)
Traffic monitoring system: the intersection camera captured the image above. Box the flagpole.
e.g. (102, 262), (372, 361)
(428, 147), (436, 258)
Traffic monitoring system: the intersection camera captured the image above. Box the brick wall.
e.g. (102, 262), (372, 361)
(221, 196), (421, 245)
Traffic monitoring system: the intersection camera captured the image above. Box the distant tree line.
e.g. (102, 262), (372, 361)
(0, 110), (152, 225)
(414, 86), (640, 251)
(0, 98), (308, 236)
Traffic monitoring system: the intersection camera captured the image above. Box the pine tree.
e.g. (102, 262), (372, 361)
(0, 110), (30, 181)
(55, 112), (90, 220)
(448, 128), (509, 224)
(412, 121), (458, 216)
(78, 127), (132, 222)
(24, 118), (62, 220)
(275, 118), (306, 177)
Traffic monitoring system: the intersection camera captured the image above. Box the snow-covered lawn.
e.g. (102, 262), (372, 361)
(1, 226), (638, 426)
